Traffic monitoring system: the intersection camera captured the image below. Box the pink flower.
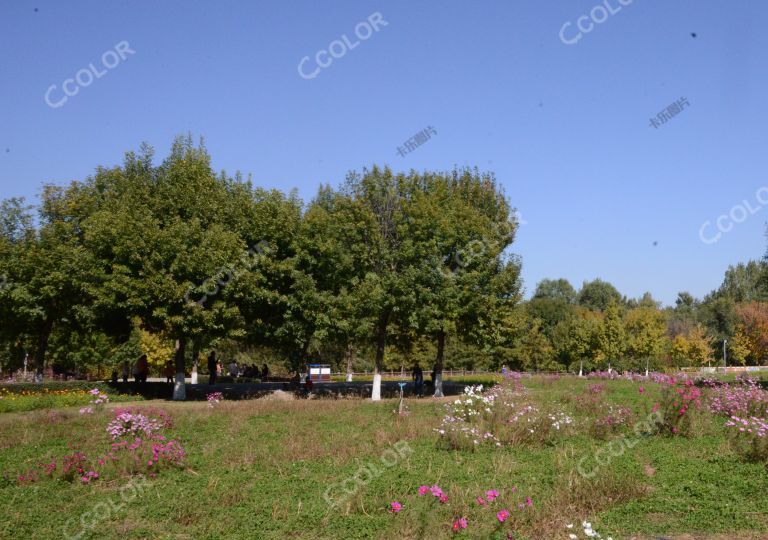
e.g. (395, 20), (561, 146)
(525, 496), (533, 506)
(439, 494), (449, 503)
(497, 509), (510, 522)
(652, 403), (660, 413)
(639, 386), (645, 393)
(418, 485), (429, 496)
(485, 489), (499, 501)
(510, 486), (518, 493)
(430, 485), (444, 498)
(452, 517), (468, 531)
(476, 496), (487, 506)
(390, 501), (402, 513)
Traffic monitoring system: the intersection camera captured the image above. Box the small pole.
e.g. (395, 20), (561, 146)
(723, 339), (727, 373)
(397, 382), (406, 415)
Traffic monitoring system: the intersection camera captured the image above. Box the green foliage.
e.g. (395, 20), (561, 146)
(577, 278), (623, 312)
(0, 140), (524, 380)
(596, 303), (626, 364)
(527, 278), (577, 340)
(510, 317), (558, 371)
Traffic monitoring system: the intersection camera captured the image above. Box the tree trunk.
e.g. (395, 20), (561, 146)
(372, 311), (389, 401)
(433, 328), (445, 397)
(345, 344), (354, 382)
(191, 340), (200, 385)
(173, 337), (187, 401)
(34, 317), (54, 382)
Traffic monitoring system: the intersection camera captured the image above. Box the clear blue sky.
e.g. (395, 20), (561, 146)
(2, 0), (767, 306)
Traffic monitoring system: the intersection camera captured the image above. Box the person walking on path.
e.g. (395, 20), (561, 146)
(207, 351), (218, 385)
(412, 365), (424, 397)
(163, 360), (174, 384)
(136, 354), (149, 384)
(228, 360), (239, 378)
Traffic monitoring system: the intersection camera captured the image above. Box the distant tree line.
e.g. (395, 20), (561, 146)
(2, 137), (767, 399)
(512, 260), (768, 373)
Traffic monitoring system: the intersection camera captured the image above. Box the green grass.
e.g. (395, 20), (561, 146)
(0, 376), (766, 539)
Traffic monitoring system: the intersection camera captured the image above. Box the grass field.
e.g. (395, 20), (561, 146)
(1, 375), (767, 539)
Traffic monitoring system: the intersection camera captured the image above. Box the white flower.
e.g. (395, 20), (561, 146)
(569, 535), (578, 540)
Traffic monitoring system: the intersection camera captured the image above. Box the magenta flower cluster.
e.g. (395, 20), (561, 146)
(419, 484), (449, 503)
(106, 412), (162, 440)
(396, 484), (533, 534)
(108, 435), (186, 475)
(18, 408), (184, 486)
(207, 392), (224, 408)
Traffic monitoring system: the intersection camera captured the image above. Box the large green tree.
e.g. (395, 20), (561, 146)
(83, 138), (257, 398)
(401, 169), (521, 396)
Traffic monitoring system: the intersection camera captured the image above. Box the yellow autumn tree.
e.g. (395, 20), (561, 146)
(728, 326), (752, 365)
(669, 325), (712, 367)
(686, 325), (713, 366)
(138, 328), (174, 373)
(670, 335), (690, 367)
(624, 307), (668, 359)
